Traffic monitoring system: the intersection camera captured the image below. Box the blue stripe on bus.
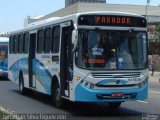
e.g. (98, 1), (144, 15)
(96, 79), (128, 86)
(9, 58), (52, 95)
(33, 59), (52, 94)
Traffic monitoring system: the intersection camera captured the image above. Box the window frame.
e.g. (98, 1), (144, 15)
(14, 35), (19, 54)
(51, 26), (60, 53)
(23, 32), (29, 54)
(37, 29), (44, 53)
(9, 36), (14, 54)
(44, 27), (52, 53)
(18, 34), (24, 53)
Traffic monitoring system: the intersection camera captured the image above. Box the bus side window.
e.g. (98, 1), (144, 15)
(12, 36), (16, 53)
(52, 26), (60, 53)
(14, 35), (19, 54)
(44, 27), (52, 53)
(37, 29), (44, 53)
(23, 32), (29, 53)
(9, 36), (14, 53)
(18, 34), (23, 53)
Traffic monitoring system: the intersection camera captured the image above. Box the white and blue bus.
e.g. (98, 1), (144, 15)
(0, 37), (9, 78)
(9, 12), (148, 108)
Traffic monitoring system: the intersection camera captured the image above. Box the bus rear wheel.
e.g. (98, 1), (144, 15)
(52, 82), (64, 108)
(19, 73), (26, 94)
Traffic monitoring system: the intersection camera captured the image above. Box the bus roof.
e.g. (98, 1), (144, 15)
(9, 11), (145, 35)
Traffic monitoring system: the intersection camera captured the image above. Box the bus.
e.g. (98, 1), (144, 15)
(9, 12), (148, 108)
(0, 37), (9, 78)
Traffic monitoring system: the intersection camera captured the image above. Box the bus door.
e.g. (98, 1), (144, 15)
(29, 31), (37, 88)
(60, 22), (73, 97)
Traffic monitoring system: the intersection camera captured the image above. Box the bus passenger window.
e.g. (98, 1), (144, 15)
(44, 27), (52, 53)
(37, 29), (44, 53)
(52, 26), (60, 53)
(18, 34), (23, 53)
(9, 36), (14, 53)
(14, 36), (19, 54)
(23, 32), (29, 53)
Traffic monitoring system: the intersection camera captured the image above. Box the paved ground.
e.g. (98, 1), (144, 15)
(0, 73), (160, 120)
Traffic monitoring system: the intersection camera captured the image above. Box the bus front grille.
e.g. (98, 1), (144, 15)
(91, 72), (141, 79)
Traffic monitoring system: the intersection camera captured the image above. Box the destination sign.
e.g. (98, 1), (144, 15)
(78, 15), (147, 27)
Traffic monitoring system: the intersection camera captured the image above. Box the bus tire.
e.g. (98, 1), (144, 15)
(52, 81), (64, 108)
(19, 72), (26, 95)
(108, 102), (121, 109)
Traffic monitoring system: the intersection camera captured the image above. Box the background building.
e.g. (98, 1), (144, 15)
(23, 2), (160, 70)
(24, 2), (160, 45)
(24, 2), (160, 42)
(25, 3), (160, 25)
(65, 0), (106, 7)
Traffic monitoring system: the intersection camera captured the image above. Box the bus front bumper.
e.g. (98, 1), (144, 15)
(75, 83), (148, 102)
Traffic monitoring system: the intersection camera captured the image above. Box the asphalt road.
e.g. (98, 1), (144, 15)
(0, 72), (160, 120)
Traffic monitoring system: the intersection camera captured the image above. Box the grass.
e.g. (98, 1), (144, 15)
(0, 110), (16, 120)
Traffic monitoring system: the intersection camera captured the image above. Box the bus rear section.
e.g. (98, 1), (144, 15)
(0, 37), (8, 78)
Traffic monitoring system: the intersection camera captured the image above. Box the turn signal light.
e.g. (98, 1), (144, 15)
(76, 76), (81, 81)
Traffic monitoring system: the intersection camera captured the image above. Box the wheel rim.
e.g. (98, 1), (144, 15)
(19, 81), (23, 91)
(55, 88), (61, 101)
(19, 75), (23, 92)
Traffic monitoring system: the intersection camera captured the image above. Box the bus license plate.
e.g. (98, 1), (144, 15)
(111, 92), (124, 97)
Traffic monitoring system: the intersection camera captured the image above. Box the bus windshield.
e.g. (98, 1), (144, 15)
(76, 29), (147, 70)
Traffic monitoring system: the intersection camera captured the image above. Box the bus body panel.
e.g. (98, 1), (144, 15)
(75, 83), (148, 102)
(70, 66), (148, 102)
(9, 56), (57, 95)
(8, 12), (148, 105)
(9, 55), (28, 84)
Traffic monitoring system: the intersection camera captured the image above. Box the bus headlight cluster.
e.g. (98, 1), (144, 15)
(137, 79), (147, 88)
(80, 80), (95, 89)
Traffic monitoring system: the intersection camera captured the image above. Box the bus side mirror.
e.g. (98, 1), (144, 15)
(72, 30), (77, 44)
(72, 30), (78, 52)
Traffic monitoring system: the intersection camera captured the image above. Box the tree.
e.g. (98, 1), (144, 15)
(148, 25), (160, 55)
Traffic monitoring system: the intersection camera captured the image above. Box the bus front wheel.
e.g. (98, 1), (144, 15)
(52, 82), (64, 108)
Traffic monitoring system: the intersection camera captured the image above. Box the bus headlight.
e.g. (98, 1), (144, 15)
(137, 79), (147, 88)
(89, 83), (95, 89)
(138, 82), (143, 88)
(80, 80), (95, 89)
(80, 79), (84, 84)
(84, 82), (89, 86)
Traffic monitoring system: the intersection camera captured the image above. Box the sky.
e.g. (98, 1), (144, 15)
(0, 0), (159, 33)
